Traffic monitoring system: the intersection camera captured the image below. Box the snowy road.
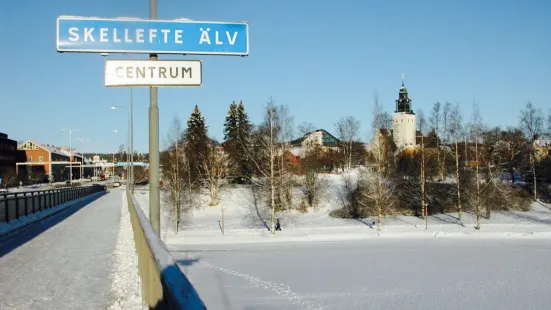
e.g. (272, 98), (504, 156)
(0, 190), (121, 310)
(173, 239), (551, 310)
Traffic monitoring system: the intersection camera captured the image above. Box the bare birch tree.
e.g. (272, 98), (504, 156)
(200, 143), (231, 206)
(467, 104), (485, 229)
(493, 127), (524, 184)
(297, 122), (329, 209)
(335, 116), (361, 171)
(275, 104), (295, 209)
(245, 97), (287, 233)
(429, 101), (443, 180)
(417, 110), (428, 228)
(301, 139), (329, 209)
(441, 102), (452, 180)
(162, 116), (186, 233)
(368, 93), (397, 231)
(519, 101), (544, 200)
(448, 103), (463, 220)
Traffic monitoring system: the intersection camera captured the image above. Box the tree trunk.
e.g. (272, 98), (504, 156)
(441, 150), (446, 181)
(175, 145), (180, 234)
(455, 140), (462, 220)
(464, 137), (468, 167)
(270, 112), (276, 234)
(420, 136), (427, 229)
(531, 152), (537, 201)
(348, 140), (353, 171)
(187, 157), (193, 210)
(377, 172), (383, 232)
(475, 140), (480, 229)
(377, 136), (383, 232)
(508, 154), (515, 184)
(436, 139), (442, 181)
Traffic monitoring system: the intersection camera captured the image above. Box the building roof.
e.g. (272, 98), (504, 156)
(289, 129), (340, 147)
(17, 140), (82, 158)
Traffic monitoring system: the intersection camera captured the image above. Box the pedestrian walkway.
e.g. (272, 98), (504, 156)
(0, 190), (121, 310)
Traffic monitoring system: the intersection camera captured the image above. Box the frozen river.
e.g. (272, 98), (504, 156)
(171, 238), (551, 310)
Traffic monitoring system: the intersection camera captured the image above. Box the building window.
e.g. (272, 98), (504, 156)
(39, 156), (44, 162)
(28, 156), (32, 161)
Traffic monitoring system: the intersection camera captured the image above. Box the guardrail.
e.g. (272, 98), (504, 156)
(0, 185), (106, 223)
(126, 190), (206, 310)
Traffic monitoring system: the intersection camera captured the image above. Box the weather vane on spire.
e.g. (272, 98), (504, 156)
(401, 73), (405, 87)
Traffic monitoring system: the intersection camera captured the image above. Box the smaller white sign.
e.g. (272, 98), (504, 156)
(104, 60), (202, 87)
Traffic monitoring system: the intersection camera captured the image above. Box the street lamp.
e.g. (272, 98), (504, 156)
(76, 137), (90, 179)
(113, 129), (129, 181)
(110, 88), (134, 193)
(61, 127), (79, 185)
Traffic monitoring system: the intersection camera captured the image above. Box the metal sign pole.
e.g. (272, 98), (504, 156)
(149, 0), (161, 235)
(130, 88), (134, 194)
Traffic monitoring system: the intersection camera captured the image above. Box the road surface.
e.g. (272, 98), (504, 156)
(0, 190), (121, 310)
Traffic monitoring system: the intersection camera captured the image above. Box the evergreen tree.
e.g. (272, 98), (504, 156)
(236, 101), (252, 180)
(223, 101), (238, 142)
(223, 102), (239, 179)
(185, 105), (210, 184)
(223, 100), (252, 182)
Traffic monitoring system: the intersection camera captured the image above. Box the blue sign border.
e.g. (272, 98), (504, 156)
(56, 16), (249, 56)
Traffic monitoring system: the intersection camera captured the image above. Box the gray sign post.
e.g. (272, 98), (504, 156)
(56, 2), (249, 236)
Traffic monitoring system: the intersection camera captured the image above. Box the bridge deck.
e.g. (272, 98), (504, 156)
(0, 190), (121, 310)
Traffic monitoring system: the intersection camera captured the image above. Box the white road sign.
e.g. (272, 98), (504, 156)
(104, 59), (202, 87)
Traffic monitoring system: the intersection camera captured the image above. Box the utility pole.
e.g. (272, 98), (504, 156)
(149, 0), (161, 235)
(62, 127), (79, 185)
(130, 88), (134, 194)
(70, 130), (73, 184)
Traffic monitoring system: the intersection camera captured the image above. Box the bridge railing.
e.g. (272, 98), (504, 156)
(126, 190), (206, 310)
(0, 185), (107, 223)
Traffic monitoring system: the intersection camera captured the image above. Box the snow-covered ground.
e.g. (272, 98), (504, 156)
(132, 168), (551, 245)
(174, 239), (551, 310)
(0, 178), (112, 194)
(129, 170), (551, 309)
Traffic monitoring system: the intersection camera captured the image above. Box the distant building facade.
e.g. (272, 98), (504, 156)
(0, 132), (25, 180)
(17, 140), (84, 182)
(288, 129), (340, 158)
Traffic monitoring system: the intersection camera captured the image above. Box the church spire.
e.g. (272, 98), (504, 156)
(395, 74), (414, 114)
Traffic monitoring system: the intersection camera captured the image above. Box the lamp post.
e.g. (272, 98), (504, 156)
(110, 88), (134, 192)
(61, 127), (79, 185)
(113, 129), (128, 181)
(76, 137), (90, 179)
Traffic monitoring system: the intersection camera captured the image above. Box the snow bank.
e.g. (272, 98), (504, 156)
(108, 192), (143, 310)
(129, 170), (551, 245)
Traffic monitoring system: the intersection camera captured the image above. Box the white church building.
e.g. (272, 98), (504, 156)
(392, 77), (417, 149)
(371, 76), (419, 152)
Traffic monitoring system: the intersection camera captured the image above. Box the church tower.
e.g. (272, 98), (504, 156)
(392, 74), (416, 148)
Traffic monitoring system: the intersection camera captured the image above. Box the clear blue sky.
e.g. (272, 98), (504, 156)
(1, 0), (550, 153)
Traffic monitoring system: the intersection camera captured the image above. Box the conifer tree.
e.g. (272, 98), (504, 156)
(236, 101), (252, 180)
(223, 101), (239, 180)
(223, 101), (238, 143)
(185, 105), (209, 184)
(223, 100), (252, 182)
